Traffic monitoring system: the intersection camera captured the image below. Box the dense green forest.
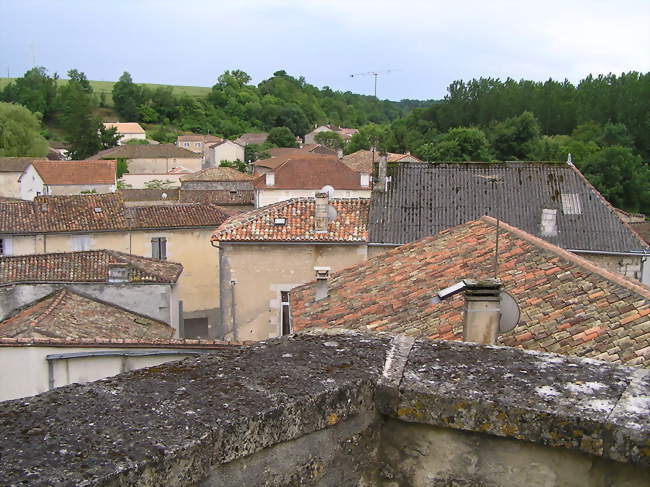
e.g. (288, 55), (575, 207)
(1, 67), (649, 213)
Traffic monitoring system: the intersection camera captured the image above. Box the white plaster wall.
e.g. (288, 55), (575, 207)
(0, 172), (23, 199)
(211, 141), (245, 165)
(255, 189), (371, 208)
(0, 346), (202, 401)
(117, 133), (146, 145)
(121, 173), (184, 189)
(19, 165), (46, 200)
(48, 184), (116, 196)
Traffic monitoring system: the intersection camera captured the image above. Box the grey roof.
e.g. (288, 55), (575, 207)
(87, 144), (201, 160)
(0, 157), (33, 172)
(368, 162), (647, 252)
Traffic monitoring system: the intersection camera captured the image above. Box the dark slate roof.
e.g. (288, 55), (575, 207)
(291, 217), (650, 367)
(368, 162), (647, 252)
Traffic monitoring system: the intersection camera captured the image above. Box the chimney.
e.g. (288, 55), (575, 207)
(462, 279), (501, 345)
(107, 262), (129, 283)
(336, 148), (343, 159)
(314, 266), (331, 301)
(315, 192), (329, 233)
(375, 153), (388, 192)
(265, 171), (275, 186)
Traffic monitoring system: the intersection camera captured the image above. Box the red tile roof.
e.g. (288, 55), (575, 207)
(252, 148), (324, 170)
(179, 167), (254, 182)
(103, 122), (145, 134)
(0, 250), (182, 284)
(0, 193), (230, 234)
(291, 217), (650, 367)
(0, 289), (174, 340)
(212, 197), (370, 243)
(253, 155), (366, 190)
(31, 160), (116, 185)
(341, 150), (422, 173)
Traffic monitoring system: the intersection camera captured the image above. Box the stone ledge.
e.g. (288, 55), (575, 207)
(0, 331), (648, 486)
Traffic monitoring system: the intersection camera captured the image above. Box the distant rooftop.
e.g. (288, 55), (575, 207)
(180, 167), (254, 182)
(0, 157), (34, 173)
(30, 159), (116, 185)
(103, 122), (145, 134)
(341, 149), (421, 173)
(88, 143), (202, 160)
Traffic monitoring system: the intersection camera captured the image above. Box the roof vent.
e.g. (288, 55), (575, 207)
(94, 207), (102, 213)
(273, 217), (287, 226)
(540, 209), (558, 237)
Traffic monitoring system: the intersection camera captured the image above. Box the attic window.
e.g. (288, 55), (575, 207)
(94, 207), (102, 213)
(561, 193), (582, 215)
(273, 217), (287, 226)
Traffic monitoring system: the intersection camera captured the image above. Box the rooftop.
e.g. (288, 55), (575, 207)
(341, 150), (421, 173)
(30, 159), (116, 185)
(179, 167), (254, 182)
(212, 197), (370, 243)
(0, 157), (34, 173)
(234, 132), (268, 146)
(253, 155), (367, 190)
(102, 122), (145, 134)
(369, 161), (648, 252)
(0, 249), (183, 285)
(177, 134), (222, 143)
(0, 332), (647, 484)
(0, 193), (230, 234)
(0, 288), (174, 340)
(252, 147), (325, 170)
(291, 217), (650, 366)
(88, 144), (202, 160)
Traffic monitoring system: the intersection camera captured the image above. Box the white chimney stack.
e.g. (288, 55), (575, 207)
(314, 192), (329, 233)
(107, 263), (129, 283)
(375, 154), (388, 192)
(462, 279), (501, 345)
(314, 266), (331, 301)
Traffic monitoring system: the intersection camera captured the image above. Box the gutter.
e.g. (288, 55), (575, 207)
(568, 249), (650, 257)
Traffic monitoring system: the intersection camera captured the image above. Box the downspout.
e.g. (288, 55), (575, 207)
(230, 280), (237, 341)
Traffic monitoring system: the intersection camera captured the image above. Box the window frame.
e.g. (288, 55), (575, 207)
(151, 237), (167, 260)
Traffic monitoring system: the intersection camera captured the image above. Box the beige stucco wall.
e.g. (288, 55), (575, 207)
(121, 173), (184, 189)
(209, 141), (245, 166)
(256, 189), (371, 208)
(19, 164), (45, 200)
(0, 172), (23, 199)
(48, 184), (116, 195)
(126, 157), (202, 174)
(304, 126), (331, 145)
(219, 243), (368, 341)
(0, 346), (203, 401)
(178, 139), (204, 153)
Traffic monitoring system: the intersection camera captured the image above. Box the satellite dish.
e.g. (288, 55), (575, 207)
(499, 291), (520, 333)
(321, 185), (335, 198)
(161, 192), (168, 199)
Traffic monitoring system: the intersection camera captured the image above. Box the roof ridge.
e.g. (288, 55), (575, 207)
(27, 288), (68, 329)
(480, 216), (650, 299)
(105, 249), (183, 282)
(214, 197), (309, 236)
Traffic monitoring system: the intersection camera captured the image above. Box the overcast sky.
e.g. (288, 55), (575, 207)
(1, 0), (648, 100)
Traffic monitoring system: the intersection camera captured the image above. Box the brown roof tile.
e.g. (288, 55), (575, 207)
(252, 148), (323, 170)
(87, 144), (201, 160)
(31, 160), (116, 185)
(179, 167), (254, 182)
(179, 189), (254, 206)
(213, 197), (369, 242)
(0, 157), (34, 173)
(291, 217), (650, 367)
(341, 150), (422, 173)
(103, 122), (145, 134)
(234, 132), (268, 146)
(0, 250), (182, 284)
(0, 289), (173, 340)
(253, 155), (366, 190)
(629, 222), (650, 244)
(177, 134), (222, 143)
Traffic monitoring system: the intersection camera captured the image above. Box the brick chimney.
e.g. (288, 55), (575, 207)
(314, 266), (331, 301)
(107, 262), (129, 283)
(462, 279), (501, 345)
(315, 192), (329, 233)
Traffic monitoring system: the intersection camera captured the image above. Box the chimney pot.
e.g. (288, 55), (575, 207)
(462, 278), (501, 345)
(314, 266), (331, 301)
(314, 192), (329, 233)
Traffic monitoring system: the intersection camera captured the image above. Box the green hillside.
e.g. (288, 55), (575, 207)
(0, 78), (210, 106)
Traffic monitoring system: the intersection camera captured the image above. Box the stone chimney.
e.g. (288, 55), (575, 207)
(315, 192), (329, 233)
(265, 171), (275, 187)
(462, 279), (501, 345)
(375, 154), (388, 192)
(314, 266), (331, 301)
(107, 262), (129, 283)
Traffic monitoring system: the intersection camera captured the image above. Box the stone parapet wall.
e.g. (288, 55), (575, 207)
(0, 331), (647, 485)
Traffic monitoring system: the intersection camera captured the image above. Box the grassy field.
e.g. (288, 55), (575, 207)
(0, 78), (211, 106)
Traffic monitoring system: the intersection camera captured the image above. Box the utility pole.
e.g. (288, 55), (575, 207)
(349, 69), (393, 98)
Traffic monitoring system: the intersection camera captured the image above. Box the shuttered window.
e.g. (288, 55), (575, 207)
(151, 237), (167, 260)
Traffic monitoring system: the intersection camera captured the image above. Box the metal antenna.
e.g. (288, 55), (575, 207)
(349, 69), (393, 98)
(476, 174), (503, 278)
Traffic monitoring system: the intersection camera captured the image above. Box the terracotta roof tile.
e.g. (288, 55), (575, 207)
(179, 167), (254, 182)
(103, 122), (145, 134)
(0, 289), (173, 340)
(0, 250), (182, 284)
(253, 156), (366, 190)
(87, 144), (201, 160)
(31, 160), (116, 185)
(212, 197), (369, 242)
(177, 134), (222, 143)
(341, 150), (421, 173)
(291, 217), (650, 367)
(252, 148), (324, 170)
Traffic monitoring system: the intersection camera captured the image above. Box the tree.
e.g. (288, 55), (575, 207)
(267, 126), (297, 147)
(112, 72), (142, 121)
(490, 111), (541, 160)
(59, 69), (102, 159)
(144, 179), (175, 189)
(1, 67), (59, 121)
(219, 159), (248, 173)
(345, 124), (389, 154)
(0, 102), (49, 156)
(315, 131), (344, 150)
(99, 125), (120, 150)
(417, 127), (492, 161)
(115, 158), (129, 178)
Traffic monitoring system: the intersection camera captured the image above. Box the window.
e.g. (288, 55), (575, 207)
(184, 317), (209, 338)
(280, 291), (292, 335)
(0, 239), (4, 256)
(183, 142), (189, 148)
(0, 238), (13, 256)
(151, 237), (167, 260)
(195, 142), (201, 148)
(71, 235), (91, 251)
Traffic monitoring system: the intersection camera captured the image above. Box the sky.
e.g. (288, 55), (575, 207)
(1, 0), (649, 101)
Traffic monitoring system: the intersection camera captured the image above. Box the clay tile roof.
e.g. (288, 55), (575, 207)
(253, 155), (366, 190)
(291, 217), (650, 367)
(0, 289), (174, 340)
(30, 160), (116, 185)
(179, 189), (254, 206)
(0, 193), (230, 234)
(369, 161), (648, 252)
(212, 197), (370, 242)
(252, 148), (323, 170)
(0, 157), (34, 172)
(177, 134), (223, 143)
(341, 150), (422, 173)
(103, 122), (145, 134)
(0, 250), (183, 284)
(87, 144), (201, 160)
(234, 132), (268, 145)
(179, 167), (254, 182)
(629, 222), (650, 245)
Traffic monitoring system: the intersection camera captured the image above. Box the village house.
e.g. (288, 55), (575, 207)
(290, 216), (650, 367)
(103, 122), (146, 144)
(368, 160), (650, 281)
(176, 134), (222, 157)
(340, 149), (421, 174)
(0, 249), (183, 331)
(234, 132), (268, 147)
(0, 193), (230, 337)
(207, 139), (245, 167)
(253, 154), (371, 207)
(303, 124), (359, 144)
(180, 167), (254, 191)
(251, 148), (322, 175)
(18, 160), (117, 200)
(0, 157), (33, 199)
(211, 194), (370, 341)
